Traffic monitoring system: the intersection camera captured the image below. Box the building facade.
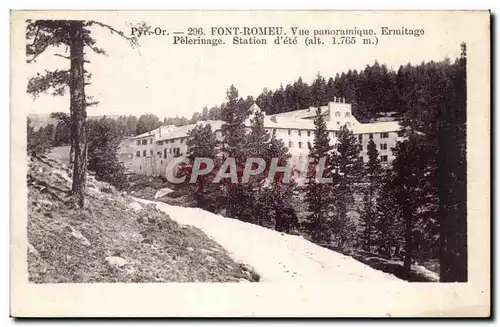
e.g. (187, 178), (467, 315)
(119, 100), (402, 178)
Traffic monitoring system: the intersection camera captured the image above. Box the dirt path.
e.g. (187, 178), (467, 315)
(134, 198), (404, 282)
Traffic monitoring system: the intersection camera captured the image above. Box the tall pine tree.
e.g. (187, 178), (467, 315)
(331, 125), (362, 249)
(304, 108), (335, 243)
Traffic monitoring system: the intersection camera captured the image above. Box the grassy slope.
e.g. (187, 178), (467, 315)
(27, 155), (259, 283)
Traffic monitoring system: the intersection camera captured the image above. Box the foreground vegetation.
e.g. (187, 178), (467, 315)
(27, 154), (259, 283)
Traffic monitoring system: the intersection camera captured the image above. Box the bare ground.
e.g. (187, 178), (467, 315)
(27, 155), (259, 283)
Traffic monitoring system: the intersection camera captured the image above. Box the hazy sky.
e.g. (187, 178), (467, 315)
(24, 11), (469, 120)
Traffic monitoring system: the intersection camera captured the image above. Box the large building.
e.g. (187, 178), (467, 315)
(118, 99), (403, 178)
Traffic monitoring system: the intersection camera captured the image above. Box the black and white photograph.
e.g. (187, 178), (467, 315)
(10, 10), (490, 317)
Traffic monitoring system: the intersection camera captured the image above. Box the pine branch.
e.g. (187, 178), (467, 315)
(85, 20), (139, 48)
(27, 69), (70, 97)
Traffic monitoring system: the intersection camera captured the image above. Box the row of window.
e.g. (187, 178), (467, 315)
(334, 112), (351, 118)
(136, 149), (154, 157)
(136, 138), (153, 146)
(136, 147), (182, 158)
(287, 140), (390, 151)
(359, 155), (389, 163)
(136, 138), (186, 146)
(158, 138), (185, 146)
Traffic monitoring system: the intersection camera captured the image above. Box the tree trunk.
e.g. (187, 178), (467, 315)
(69, 21), (87, 208)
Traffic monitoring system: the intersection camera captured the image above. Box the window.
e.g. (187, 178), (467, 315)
(136, 140), (141, 146)
(307, 141), (311, 148)
(380, 143), (388, 150)
(298, 142), (302, 149)
(164, 148), (167, 159)
(143, 150), (146, 157)
(169, 148), (172, 154)
(288, 129), (291, 135)
(307, 131), (311, 137)
(170, 139), (174, 143)
(380, 155), (388, 162)
(136, 151), (140, 157)
(335, 111), (340, 117)
(141, 139), (147, 145)
(161, 160), (163, 165)
(289, 141), (293, 148)
(298, 130), (302, 137)
(345, 112), (350, 118)
(157, 151), (162, 156)
(380, 132), (389, 139)
(273, 129), (277, 136)
(149, 139), (153, 144)
(180, 138), (184, 144)
(358, 135), (362, 142)
(369, 133), (373, 140)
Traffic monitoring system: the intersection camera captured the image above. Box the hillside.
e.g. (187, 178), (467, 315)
(27, 154), (259, 283)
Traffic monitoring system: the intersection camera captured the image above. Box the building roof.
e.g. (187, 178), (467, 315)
(155, 120), (224, 142)
(130, 125), (183, 140)
(353, 121), (401, 134)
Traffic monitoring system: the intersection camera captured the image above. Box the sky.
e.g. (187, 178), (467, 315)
(23, 11), (471, 120)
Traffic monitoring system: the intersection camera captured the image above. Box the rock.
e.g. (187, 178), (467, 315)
(154, 188), (174, 199)
(39, 199), (53, 207)
(27, 243), (38, 256)
(101, 187), (113, 194)
(205, 255), (216, 263)
(186, 247), (194, 252)
(105, 256), (128, 268)
(128, 202), (143, 211)
(52, 168), (72, 184)
(71, 229), (91, 246)
(238, 278), (250, 283)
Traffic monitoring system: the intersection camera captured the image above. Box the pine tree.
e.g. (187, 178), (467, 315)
(303, 108), (335, 244)
(373, 175), (405, 258)
(26, 19), (143, 208)
(264, 134), (298, 232)
(27, 118), (54, 156)
(391, 135), (431, 279)
(185, 123), (220, 210)
(243, 110), (271, 224)
(358, 139), (382, 251)
(310, 73), (328, 106)
(220, 85), (250, 218)
(86, 117), (127, 190)
(331, 125), (362, 249)
(136, 114), (161, 135)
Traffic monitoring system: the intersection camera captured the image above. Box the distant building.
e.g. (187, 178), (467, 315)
(118, 100), (403, 178)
